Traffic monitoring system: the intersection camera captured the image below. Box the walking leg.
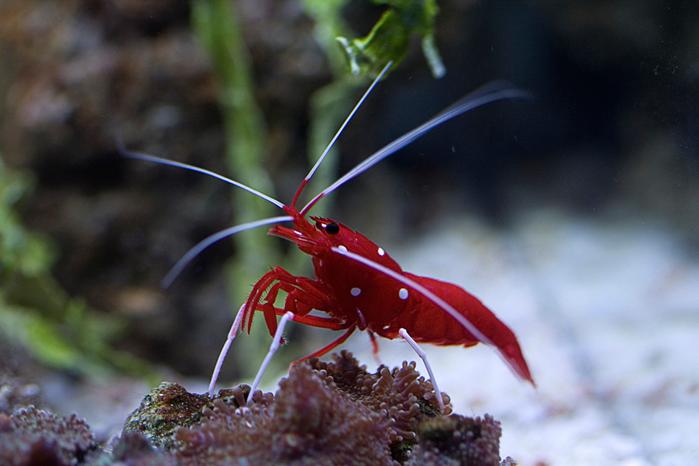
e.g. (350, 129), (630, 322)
(208, 303), (245, 398)
(247, 311), (294, 405)
(399, 328), (445, 413)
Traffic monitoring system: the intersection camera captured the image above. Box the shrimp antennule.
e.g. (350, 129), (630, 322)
(301, 85), (531, 214)
(162, 216), (293, 288)
(119, 147), (285, 209)
(291, 61), (393, 208)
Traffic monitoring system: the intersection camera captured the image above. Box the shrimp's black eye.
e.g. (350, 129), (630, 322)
(324, 222), (340, 235)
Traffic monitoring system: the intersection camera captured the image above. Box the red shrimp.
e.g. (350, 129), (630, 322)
(123, 63), (535, 409)
(266, 215), (534, 386)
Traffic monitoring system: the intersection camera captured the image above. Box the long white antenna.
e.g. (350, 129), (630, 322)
(291, 61), (393, 208)
(162, 216), (293, 288)
(120, 148), (286, 209)
(302, 85), (530, 214)
(303, 62), (392, 183)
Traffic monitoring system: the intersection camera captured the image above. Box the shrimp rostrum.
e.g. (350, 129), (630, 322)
(122, 63), (535, 412)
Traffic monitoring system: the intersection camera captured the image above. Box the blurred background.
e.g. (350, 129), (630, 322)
(0, 0), (697, 464)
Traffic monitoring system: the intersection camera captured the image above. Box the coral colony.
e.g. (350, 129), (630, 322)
(1, 352), (514, 465)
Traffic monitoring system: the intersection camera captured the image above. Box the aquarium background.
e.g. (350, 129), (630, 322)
(1, 1), (697, 464)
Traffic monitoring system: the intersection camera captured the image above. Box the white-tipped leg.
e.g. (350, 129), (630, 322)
(208, 303), (246, 398)
(246, 311), (294, 405)
(399, 328), (445, 413)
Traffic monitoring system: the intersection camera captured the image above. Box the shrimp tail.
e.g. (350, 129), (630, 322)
(404, 273), (535, 386)
(477, 306), (535, 386)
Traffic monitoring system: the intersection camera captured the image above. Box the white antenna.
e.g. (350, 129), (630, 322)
(302, 62), (392, 183)
(120, 148), (285, 209)
(291, 61), (393, 207)
(162, 216), (293, 288)
(302, 84), (530, 214)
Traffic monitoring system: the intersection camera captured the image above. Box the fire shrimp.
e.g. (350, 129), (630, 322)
(123, 63), (535, 412)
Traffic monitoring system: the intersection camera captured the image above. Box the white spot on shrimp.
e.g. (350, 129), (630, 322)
(351, 287), (361, 297)
(338, 245), (348, 253)
(382, 324), (390, 330)
(398, 288), (409, 300)
(377, 247), (385, 256)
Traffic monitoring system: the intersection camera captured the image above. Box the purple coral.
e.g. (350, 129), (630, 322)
(176, 363), (396, 466)
(310, 350), (453, 442)
(406, 414), (503, 466)
(0, 406), (97, 466)
(171, 352), (507, 465)
(0, 351), (510, 464)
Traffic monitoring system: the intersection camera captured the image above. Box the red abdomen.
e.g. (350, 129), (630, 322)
(387, 273), (535, 385)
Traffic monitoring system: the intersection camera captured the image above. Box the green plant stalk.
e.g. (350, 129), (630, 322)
(192, 0), (282, 377)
